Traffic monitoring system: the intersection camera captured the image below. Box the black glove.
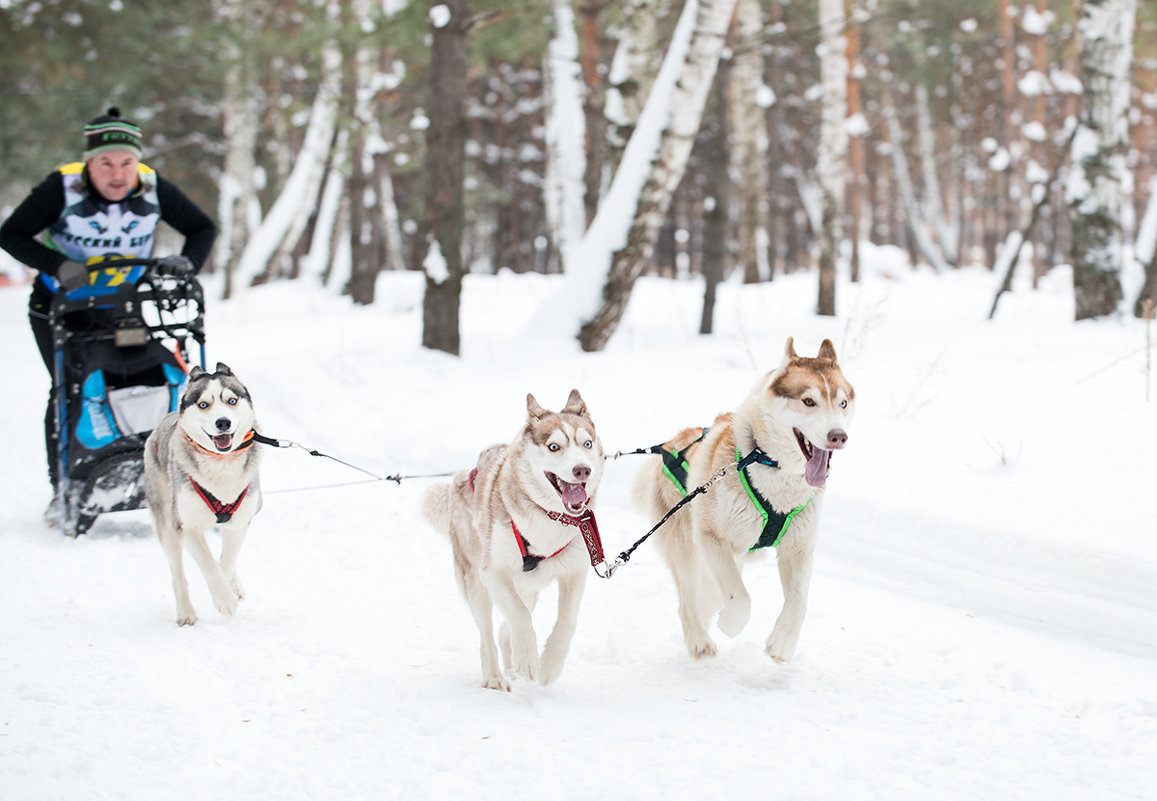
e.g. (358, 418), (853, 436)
(156, 255), (194, 276)
(56, 260), (89, 292)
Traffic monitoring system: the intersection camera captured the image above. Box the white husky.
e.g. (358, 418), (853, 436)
(632, 338), (855, 662)
(423, 390), (605, 691)
(143, 363), (263, 625)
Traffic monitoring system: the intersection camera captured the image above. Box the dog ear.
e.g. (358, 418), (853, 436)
(817, 339), (838, 363)
(214, 362), (233, 376)
(784, 337), (799, 360)
(561, 388), (587, 417)
(526, 393), (547, 420)
(188, 365), (205, 380)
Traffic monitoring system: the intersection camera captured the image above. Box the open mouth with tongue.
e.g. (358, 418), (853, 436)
(794, 428), (831, 488)
(545, 471), (589, 515)
(208, 431), (235, 452)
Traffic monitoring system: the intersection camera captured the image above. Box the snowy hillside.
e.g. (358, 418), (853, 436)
(1, 250), (1155, 801)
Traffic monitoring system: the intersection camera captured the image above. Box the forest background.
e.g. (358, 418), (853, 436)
(1, 0), (1155, 353)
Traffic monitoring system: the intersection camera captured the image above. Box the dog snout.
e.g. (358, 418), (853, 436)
(826, 428), (848, 449)
(215, 417), (232, 432)
(572, 464), (591, 483)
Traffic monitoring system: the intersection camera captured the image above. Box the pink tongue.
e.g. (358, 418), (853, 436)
(804, 447), (830, 487)
(213, 433), (233, 451)
(559, 481), (587, 509)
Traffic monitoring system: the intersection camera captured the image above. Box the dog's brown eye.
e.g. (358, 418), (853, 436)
(803, 398), (816, 407)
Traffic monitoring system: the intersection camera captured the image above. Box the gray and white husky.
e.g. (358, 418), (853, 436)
(633, 338), (855, 663)
(423, 390), (605, 691)
(143, 363), (263, 626)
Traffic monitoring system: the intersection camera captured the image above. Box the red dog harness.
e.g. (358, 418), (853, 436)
(468, 467), (605, 573)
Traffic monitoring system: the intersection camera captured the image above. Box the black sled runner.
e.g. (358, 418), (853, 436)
(50, 257), (205, 536)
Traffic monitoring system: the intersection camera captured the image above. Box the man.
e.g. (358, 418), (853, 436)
(0, 107), (217, 519)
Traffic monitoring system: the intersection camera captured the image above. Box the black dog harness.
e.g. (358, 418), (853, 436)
(735, 447), (811, 550)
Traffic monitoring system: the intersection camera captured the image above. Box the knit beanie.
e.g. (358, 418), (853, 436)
(84, 107), (142, 159)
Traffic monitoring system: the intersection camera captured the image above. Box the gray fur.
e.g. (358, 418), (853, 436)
(143, 364), (263, 625)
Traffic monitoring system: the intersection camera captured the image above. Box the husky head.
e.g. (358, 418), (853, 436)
(178, 362), (258, 454)
(516, 389), (604, 516)
(747, 338), (855, 488)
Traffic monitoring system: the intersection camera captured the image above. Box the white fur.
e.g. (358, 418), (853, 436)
(632, 338), (855, 663)
(422, 390), (604, 691)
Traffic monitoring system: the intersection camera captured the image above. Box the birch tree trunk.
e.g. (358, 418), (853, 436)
(882, 82), (948, 273)
(605, 0), (662, 183)
(544, 1), (588, 275)
(816, 0), (847, 316)
(420, 0), (469, 355)
(215, 0), (260, 300)
(578, 0), (739, 352)
(234, 43), (340, 290)
(1069, 0), (1135, 321)
(729, 0), (768, 285)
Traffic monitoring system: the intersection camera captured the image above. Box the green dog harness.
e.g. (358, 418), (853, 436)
(659, 428), (709, 497)
(735, 447), (811, 550)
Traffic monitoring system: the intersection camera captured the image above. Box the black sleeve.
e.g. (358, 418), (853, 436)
(0, 171), (68, 278)
(156, 176), (217, 273)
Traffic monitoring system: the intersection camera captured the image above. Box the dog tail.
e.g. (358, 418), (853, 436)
(422, 482), (452, 536)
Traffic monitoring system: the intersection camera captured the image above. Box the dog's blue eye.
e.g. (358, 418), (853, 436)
(549, 443), (560, 452)
(583, 440), (592, 449)
(198, 401), (209, 409)
(840, 400), (847, 409)
(228, 398), (237, 405)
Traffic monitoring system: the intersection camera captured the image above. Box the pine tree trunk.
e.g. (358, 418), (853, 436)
(1070, 0), (1135, 320)
(420, 0), (469, 355)
(730, 0), (767, 285)
(579, 0), (739, 352)
(816, 0), (847, 316)
(701, 42), (731, 335)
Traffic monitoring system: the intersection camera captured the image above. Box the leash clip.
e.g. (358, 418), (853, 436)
(594, 557), (624, 579)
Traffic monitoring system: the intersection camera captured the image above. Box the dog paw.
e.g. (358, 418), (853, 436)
(482, 675), (512, 692)
(687, 636), (717, 659)
(230, 573), (245, 599)
(176, 613), (197, 626)
(213, 592), (239, 618)
(510, 646), (540, 683)
(717, 592), (751, 637)
(765, 629), (798, 663)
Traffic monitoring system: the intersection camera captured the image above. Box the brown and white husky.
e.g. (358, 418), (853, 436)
(423, 390), (605, 691)
(633, 338), (855, 663)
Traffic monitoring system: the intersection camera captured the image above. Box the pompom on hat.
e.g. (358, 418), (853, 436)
(84, 107), (142, 159)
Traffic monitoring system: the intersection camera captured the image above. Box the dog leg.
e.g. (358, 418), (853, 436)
(461, 571), (508, 691)
(539, 571), (587, 685)
(700, 531), (751, 638)
(484, 571), (539, 684)
(181, 528), (240, 618)
(766, 543), (815, 662)
(159, 525), (197, 625)
(218, 523), (248, 600)
(667, 555), (717, 659)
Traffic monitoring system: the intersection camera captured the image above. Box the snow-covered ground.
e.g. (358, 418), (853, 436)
(2, 248), (1155, 800)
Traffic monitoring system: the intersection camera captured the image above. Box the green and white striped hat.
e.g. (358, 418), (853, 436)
(84, 107), (142, 159)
